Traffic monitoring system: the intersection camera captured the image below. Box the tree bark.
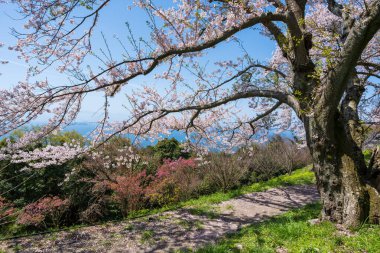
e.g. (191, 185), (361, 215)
(288, 0), (380, 228)
(305, 97), (380, 227)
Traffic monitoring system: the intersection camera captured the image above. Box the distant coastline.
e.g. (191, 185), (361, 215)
(3, 122), (295, 147)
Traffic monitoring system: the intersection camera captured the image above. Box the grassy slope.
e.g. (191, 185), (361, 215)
(129, 166), (316, 218)
(197, 163), (380, 253)
(194, 153), (380, 253)
(196, 203), (380, 253)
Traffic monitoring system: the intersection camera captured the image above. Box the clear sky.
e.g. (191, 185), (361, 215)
(0, 1), (276, 123)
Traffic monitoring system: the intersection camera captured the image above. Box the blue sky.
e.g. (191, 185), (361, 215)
(0, 1), (276, 122)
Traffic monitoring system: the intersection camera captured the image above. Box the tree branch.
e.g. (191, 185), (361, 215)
(161, 89), (299, 115)
(262, 21), (288, 56)
(248, 101), (282, 124)
(40, 12), (287, 100)
(322, 0), (380, 112)
(326, 0), (343, 17)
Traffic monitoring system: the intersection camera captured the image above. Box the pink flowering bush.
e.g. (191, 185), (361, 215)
(156, 158), (197, 178)
(145, 158), (200, 206)
(0, 197), (16, 225)
(17, 196), (69, 228)
(107, 171), (147, 217)
(66, 136), (146, 221)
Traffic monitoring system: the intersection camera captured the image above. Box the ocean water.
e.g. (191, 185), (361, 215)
(63, 122), (188, 147)
(63, 122), (294, 147)
(1, 122), (294, 147)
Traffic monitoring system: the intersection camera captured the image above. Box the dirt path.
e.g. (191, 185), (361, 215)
(0, 185), (319, 253)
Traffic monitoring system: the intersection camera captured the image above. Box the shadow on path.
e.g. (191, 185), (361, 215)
(1, 185), (320, 253)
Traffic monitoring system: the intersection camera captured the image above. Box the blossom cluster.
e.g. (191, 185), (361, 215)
(0, 0), (377, 166)
(17, 196), (69, 227)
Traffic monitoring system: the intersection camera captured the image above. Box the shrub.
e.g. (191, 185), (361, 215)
(107, 172), (146, 217)
(0, 129), (84, 208)
(271, 137), (311, 172)
(201, 153), (250, 192)
(0, 130), (312, 234)
(0, 197), (16, 223)
(76, 179), (111, 223)
(151, 138), (190, 162)
(17, 196), (69, 228)
(245, 136), (311, 183)
(65, 136), (145, 222)
(145, 158), (200, 206)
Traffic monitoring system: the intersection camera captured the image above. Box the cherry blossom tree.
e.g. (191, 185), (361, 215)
(0, 0), (379, 227)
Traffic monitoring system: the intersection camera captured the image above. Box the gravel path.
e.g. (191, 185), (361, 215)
(0, 184), (319, 253)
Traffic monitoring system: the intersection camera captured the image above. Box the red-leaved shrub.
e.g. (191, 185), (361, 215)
(145, 158), (200, 206)
(0, 197), (16, 222)
(107, 171), (146, 216)
(17, 196), (69, 228)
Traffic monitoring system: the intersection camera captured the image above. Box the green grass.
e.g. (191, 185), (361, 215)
(129, 166), (315, 219)
(364, 149), (373, 166)
(140, 230), (155, 244)
(195, 203), (380, 253)
(364, 149), (372, 161)
(187, 166), (314, 205)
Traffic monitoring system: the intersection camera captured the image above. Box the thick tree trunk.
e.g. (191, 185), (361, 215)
(286, 0), (380, 228)
(305, 113), (380, 227)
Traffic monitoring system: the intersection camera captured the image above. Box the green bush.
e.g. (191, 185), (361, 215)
(150, 138), (190, 162)
(0, 129), (84, 208)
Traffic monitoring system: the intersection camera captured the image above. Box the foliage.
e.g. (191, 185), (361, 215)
(107, 172), (147, 217)
(245, 136), (311, 183)
(0, 166), (314, 239)
(0, 0), (379, 229)
(201, 153), (250, 192)
(150, 138), (190, 162)
(62, 141), (137, 222)
(0, 130), (314, 236)
(17, 196), (69, 228)
(0, 129), (84, 208)
(364, 149), (373, 164)
(145, 158), (199, 206)
(46, 130), (86, 146)
(0, 197), (16, 228)
(199, 136), (311, 193)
